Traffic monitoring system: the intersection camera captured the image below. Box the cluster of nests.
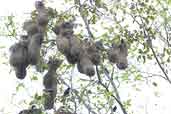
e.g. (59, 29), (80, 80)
(41, 21), (128, 110)
(9, 1), (48, 79)
(52, 21), (128, 77)
(9, 0), (128, 79)
(53, 21), (101, 76)
(9, 1), (128, 113)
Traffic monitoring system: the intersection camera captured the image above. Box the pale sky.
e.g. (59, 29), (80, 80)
(0, 0), (171, 114)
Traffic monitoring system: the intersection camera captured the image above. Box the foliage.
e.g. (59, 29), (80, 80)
(0, 0), (171, 114)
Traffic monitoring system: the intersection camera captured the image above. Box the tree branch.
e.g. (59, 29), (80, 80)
(142, 24), (171, 84)
(150, 42), (171, 84)
(130, 13), (171, 85)
(104, 67), (121, 100)
(75, 1), (128, 113)
(96, 66), (128, 114)
(58, 77), (97, 114)
(77, 0), (94, 39)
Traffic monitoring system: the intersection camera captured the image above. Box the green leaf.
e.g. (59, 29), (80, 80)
(95, 0), (101, 7)
(121, 73), (129, 81)
(168, 0), (171, 5)
(31, 75), (38, 81)
(16, 83), (24, 91)
(123, 99), (132, 109)
(91, 15), (96, 24)
(134, 74), (142, 81)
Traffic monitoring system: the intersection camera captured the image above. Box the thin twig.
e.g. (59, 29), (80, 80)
(104, 67), (120, 100)
(77, 0), (94, 39)
(75, 1), (128, 112)
(137, 70), (167, 80)
(96, 66), (128, 114)
(140, 18), (171, 84)
(150, 43), (171, 84)
(58, 77), (97, 114)
(130, 13), (171, 85)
